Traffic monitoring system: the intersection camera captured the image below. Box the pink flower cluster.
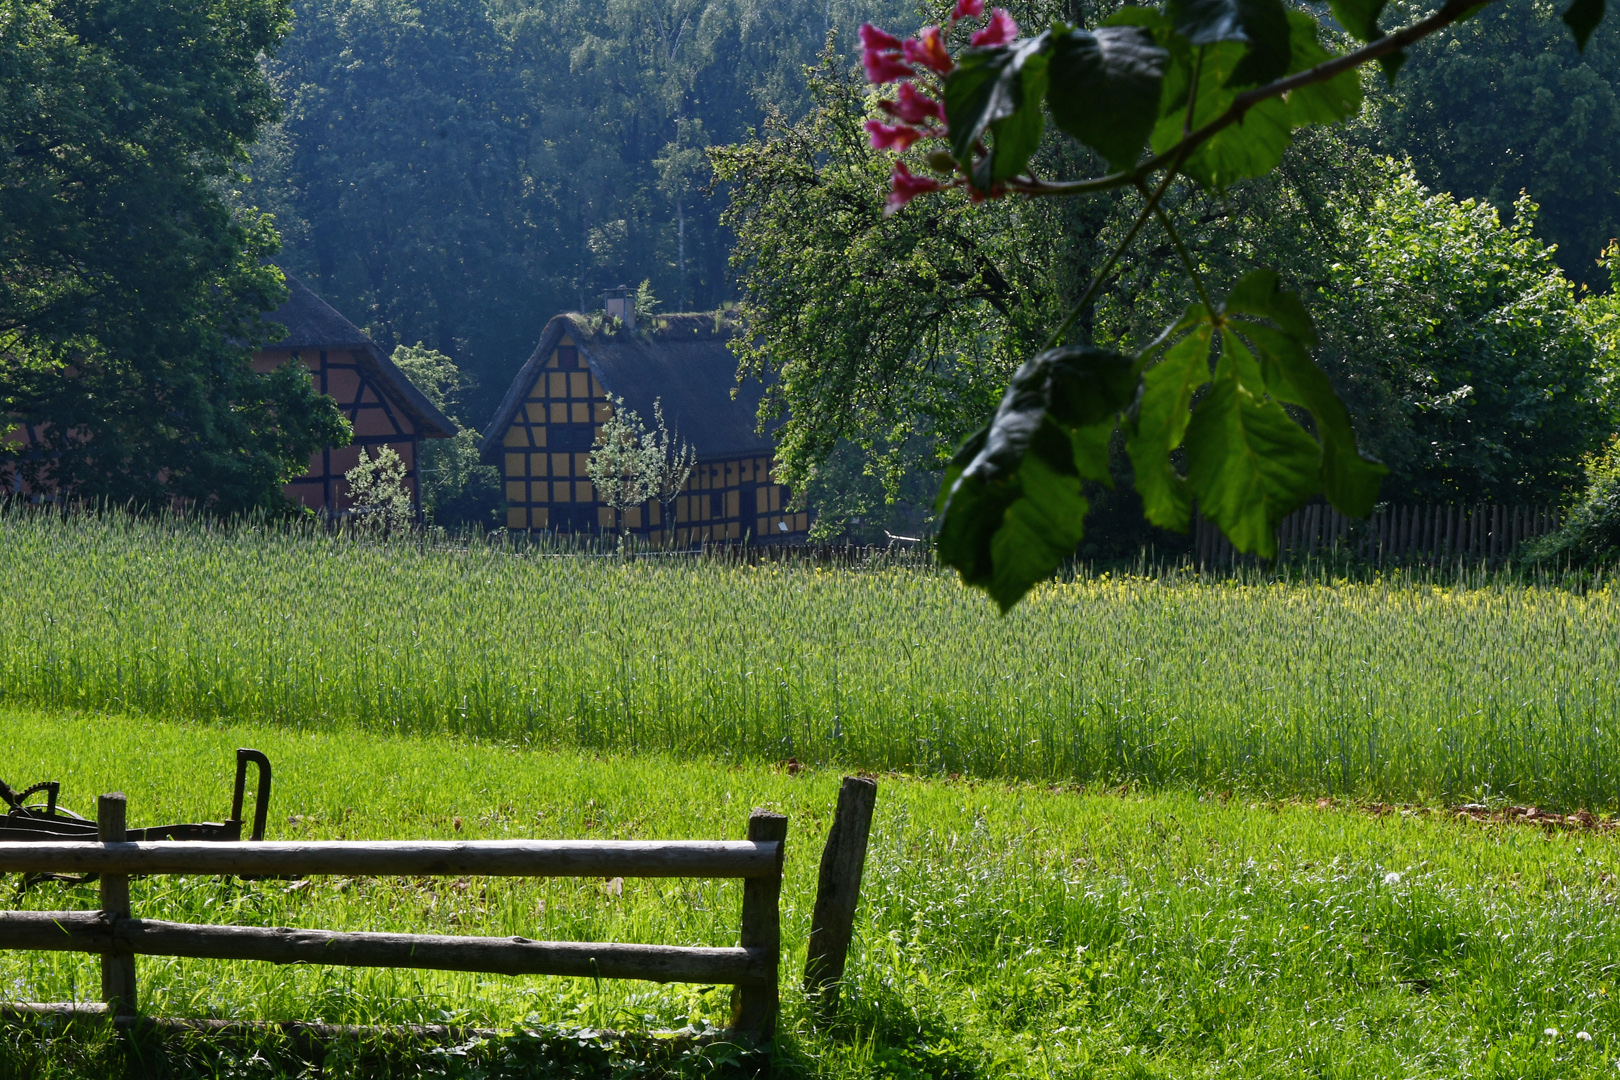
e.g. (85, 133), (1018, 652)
(860, 0), (1020, 212)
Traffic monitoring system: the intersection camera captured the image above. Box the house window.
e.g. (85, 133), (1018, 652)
(557, 346), (578, 368)
(711, 492), (724, 518)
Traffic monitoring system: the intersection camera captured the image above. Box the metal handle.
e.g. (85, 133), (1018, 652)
(230, 750), (272, 842)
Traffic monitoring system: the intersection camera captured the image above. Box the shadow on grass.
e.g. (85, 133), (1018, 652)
(0, 1019), (774, 1079)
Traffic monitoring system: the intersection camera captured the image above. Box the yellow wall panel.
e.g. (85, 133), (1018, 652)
(531, 426), (546, 448)
(794, 513), (808, 531)
(569, 372), (588, 398)
(505, 453), (524, 477)
(525, 404), (545, 424)
(505, 481), (525, 502)
(550, 453), (569, 477)
(530, 481), (548, 503)
(576, 480), (594, 502)
(549, 402), (567, 424)
(506, 507), (526, 529)
(726, 489), (739, 518)
(572, 453), (588, 477)
(593, 402), (611, 423)
(589, 375), (603, 396)
(548, 372), (566, 398)
(725, 462), (737, 486)
(676, 497), (689, 523)
(598, 507), (615, 528)
(726, 522), (740, 540)
(626, 507), (642, 529)
(502, 428), (526, 448)
(529, 453), (548, 477)
(756, 516), (767, 536)
(570, 402), (589, 423)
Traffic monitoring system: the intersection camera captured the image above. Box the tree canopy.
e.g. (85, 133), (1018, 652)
(0, 0), (348, 513)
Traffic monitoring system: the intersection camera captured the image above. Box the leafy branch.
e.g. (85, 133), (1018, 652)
(856, 0), (1606, 610)
(1004, 0), (1489, 200)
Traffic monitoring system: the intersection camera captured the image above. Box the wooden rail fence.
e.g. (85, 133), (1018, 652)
(1193, 503), (1563, 568)
(0, 793), (788, 1039)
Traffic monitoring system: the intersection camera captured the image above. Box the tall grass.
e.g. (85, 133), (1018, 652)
(3, 508), (1619, 807)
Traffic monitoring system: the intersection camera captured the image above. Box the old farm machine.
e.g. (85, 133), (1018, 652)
(0, 749), (271, 883)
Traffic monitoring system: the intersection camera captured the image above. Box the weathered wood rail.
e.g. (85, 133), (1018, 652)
(1193, 503), (1563, 568)
(0, 794), (788, 1039)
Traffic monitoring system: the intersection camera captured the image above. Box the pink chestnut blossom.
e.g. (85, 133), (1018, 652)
(860, 24), (914, 83)
(880, 82), (946, 126)
(970, 8), (1019, 46)
(886, 161), (945, 213)
(859, 23), (903, 50)
(951, 0), (985, 19)
(903, 26), (954, 74)
(866, 120), (924, 152)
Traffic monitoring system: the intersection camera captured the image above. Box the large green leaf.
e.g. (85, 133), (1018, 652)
(981, 53), (1050, 185)
(1167, 0), (1292, 88)
(944, 34), (1052, 182)
(1126, 320), (1212, 531)
(1046, 25), (1167, 170)
(1223, 269), (1386, 516)
(1162, 13), (1360, 188)
(1183, 331), (1320, 556)
(1564, 0), (1605, 50)
(1327, 0), (1387, 42)
(936, 345), (1136, 610)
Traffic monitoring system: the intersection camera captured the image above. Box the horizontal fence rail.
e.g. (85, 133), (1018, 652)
(0, 839), (780, 879)
(0, 794), (789, 1039)
(0, 912), (771, 985)
(1193, 503), (1562, 568)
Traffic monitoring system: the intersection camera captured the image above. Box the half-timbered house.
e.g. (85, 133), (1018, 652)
(254, 274), (455, 515)
(479, 308), (809, 542)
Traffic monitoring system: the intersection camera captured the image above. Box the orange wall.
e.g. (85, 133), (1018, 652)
(254, 348), (421, 516)
(494, 335), (809, 541)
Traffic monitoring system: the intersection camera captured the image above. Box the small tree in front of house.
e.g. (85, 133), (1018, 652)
(588, 396), (653, 546)
(645, 398), (696, 547)
(344, 446), (415, 533)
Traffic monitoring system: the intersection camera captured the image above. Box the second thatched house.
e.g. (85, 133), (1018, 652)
(479, 299), (808, 543)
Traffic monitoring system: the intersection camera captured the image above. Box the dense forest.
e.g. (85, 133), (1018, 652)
(248, 0), (913, 422)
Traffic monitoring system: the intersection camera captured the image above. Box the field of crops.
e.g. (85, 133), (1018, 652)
(4, 708), (1620, 1079)
(4, 510), (1620, 808)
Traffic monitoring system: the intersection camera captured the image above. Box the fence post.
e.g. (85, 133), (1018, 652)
(803, 777), (878, 1016)
(733, 808), (787, 1040)
(97, 793), (136, 1017)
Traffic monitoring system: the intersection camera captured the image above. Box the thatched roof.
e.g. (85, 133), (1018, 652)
(263, 272), (456, 439)
(479, 313), (772, 465)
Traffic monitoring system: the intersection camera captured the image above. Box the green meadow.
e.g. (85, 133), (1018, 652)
(4, 512), (1620, 1076)
(2, 510), (1619, 806)
(2, 709), (1619, 1078)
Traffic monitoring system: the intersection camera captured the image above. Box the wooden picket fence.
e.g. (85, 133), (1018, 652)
(1193, 503), (1563, 568)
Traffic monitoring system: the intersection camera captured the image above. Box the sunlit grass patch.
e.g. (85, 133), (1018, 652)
(2, 709), (1620, 1077)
